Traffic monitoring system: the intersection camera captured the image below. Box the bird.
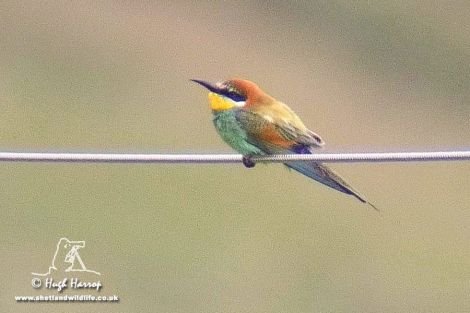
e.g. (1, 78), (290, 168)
(191, 78), (378, 211)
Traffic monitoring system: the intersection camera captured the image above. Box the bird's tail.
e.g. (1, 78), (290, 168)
(284, 159), (378, 211)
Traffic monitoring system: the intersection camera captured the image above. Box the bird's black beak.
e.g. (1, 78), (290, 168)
(190, 79), (222, 94)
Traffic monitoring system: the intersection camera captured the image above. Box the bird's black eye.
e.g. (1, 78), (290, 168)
(220, 85), (246, 102)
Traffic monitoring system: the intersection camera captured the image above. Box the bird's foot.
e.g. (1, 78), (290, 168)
(242, 155), (256, 168)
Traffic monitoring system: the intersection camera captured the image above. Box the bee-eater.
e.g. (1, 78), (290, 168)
(192, 78), (377, 210)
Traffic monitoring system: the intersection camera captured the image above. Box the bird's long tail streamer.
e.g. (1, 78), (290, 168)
(284, 159), (379, 211)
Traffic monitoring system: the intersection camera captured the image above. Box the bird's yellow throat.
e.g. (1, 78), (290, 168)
(208, 92), (235, 111)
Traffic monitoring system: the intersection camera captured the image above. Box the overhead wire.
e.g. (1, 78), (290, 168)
(0, 151), (468, 164)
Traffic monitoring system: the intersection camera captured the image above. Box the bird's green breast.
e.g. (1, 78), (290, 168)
(212, 110), (263, 155)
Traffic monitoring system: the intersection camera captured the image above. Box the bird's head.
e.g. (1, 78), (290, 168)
(191, 78), (273, 111)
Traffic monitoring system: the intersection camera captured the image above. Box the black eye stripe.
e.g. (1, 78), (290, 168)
(220, 89), (246, 102)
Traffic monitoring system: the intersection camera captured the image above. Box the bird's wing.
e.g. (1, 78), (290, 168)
(235, 108), (324, 151)
(275, 122), (324, 147)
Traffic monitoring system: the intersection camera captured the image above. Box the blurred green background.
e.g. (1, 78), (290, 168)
(1, 1), (469, 312)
